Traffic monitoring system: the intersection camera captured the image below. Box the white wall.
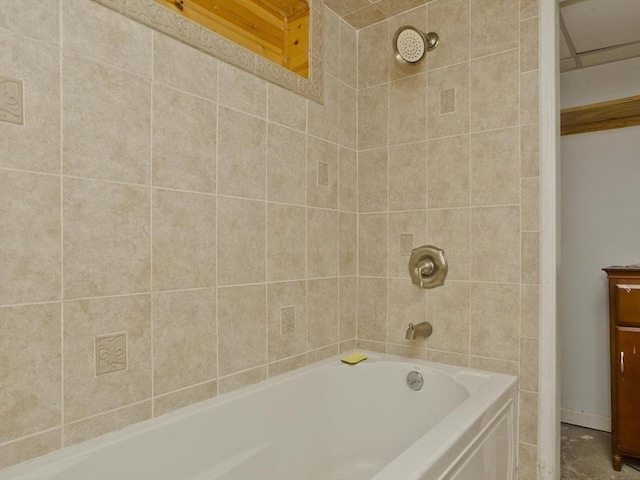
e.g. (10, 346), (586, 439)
(561, 57), (640, 107)
(560, 57), (640, 431)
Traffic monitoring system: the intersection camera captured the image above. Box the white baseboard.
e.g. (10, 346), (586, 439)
(561, 409), (611, 432)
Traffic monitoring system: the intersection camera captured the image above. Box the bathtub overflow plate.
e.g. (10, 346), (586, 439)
(406, 371), (424, 391)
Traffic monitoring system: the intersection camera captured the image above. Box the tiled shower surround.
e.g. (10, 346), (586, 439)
(0, 0), (540, 477)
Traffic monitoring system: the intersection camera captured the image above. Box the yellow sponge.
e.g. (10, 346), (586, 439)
(341, 352), (368, 365)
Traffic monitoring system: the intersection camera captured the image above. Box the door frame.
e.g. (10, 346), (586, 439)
(538, 0), (561, 478)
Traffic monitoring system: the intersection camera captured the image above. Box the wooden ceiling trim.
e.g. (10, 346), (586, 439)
(252, 0), (306, 17)
(223, 0), (285, 28)
(155, 0), (309, 77)
(561, 95), (640, 136)
(284, 11), (308, 75)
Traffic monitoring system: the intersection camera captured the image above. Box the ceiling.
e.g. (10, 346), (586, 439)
(323, 0), (428, 29)
(560, 0), (640, 71)
(324, 0), (640, 72)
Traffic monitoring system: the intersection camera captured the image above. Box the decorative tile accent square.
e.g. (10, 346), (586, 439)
(318, 161), (329, 187)
(0, 76), (24, 125)
(95, 332), (127, 375)
(280, 306), (295, 334)
(400, 233), (414, 256)
(440, 88), (456, 114)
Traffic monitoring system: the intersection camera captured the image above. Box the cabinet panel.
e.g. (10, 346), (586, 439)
(616, 285), (640, 326)
(605, 266), (640, 470)
(615, 327), (640, 456)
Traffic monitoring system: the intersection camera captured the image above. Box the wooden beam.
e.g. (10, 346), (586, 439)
(284, 4), (309, 77)
(252, 0), (306, 17)
(561, 95), (640, 136)
(219, 0), (285, 29)
(155, 0), (308, 76)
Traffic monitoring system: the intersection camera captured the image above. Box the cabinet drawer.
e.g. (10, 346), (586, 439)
(615, 327), (640, 455)
(616, 284), (640, 326)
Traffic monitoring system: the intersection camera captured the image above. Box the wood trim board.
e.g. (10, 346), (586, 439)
(155, 0), (309, 77)
(561, 95), (640, 136)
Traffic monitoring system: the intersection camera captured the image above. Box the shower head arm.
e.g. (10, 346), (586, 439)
(424, 32), (439, 52)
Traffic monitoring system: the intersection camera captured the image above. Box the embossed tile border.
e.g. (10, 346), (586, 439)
(92, 0), (324, 104)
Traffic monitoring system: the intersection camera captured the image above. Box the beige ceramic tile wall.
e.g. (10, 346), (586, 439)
(1, 0), (541, 474)
(0, 0), (358, 468)
(354, 1), (540, 479)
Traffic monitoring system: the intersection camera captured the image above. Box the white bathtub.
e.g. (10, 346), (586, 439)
(2, 352), (518, 480)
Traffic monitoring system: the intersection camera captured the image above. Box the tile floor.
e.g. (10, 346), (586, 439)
(561, 423), (640, 479)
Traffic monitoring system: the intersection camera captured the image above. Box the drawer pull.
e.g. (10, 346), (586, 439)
(617, 284), (640, 293)
(620, 351), (625, 380)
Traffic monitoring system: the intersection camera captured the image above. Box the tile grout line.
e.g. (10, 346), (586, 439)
(215, 59), (220, 396)
(335, 11), (345, 350)
(467, 0), (473, 368)
(336, 66), (342, 348)
(516, 4), (523, 461)
(425, 2), (430, 360)
(358, 45), (521, 93)
(149, 31), (155, 419)
(58, 45), (150, 82)
(0, 167), (60, 178)
(0, 426), (63, 449)
(354, 22), (359, 350)
(385, 40), (390, 353)
(264, 85), (269, 375)
(59, 0), (65, 449)
(518, 7), (524, 400)
(304, 88), (309, 362)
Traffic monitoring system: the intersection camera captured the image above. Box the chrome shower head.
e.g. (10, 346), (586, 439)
(392, 26), (439, 64)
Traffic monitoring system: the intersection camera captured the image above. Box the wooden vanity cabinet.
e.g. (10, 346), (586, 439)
(603, 265), (640, 471)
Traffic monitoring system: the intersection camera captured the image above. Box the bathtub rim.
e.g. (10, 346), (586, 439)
(1, 351), (518, 479)
(373, 362), (518, 480)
